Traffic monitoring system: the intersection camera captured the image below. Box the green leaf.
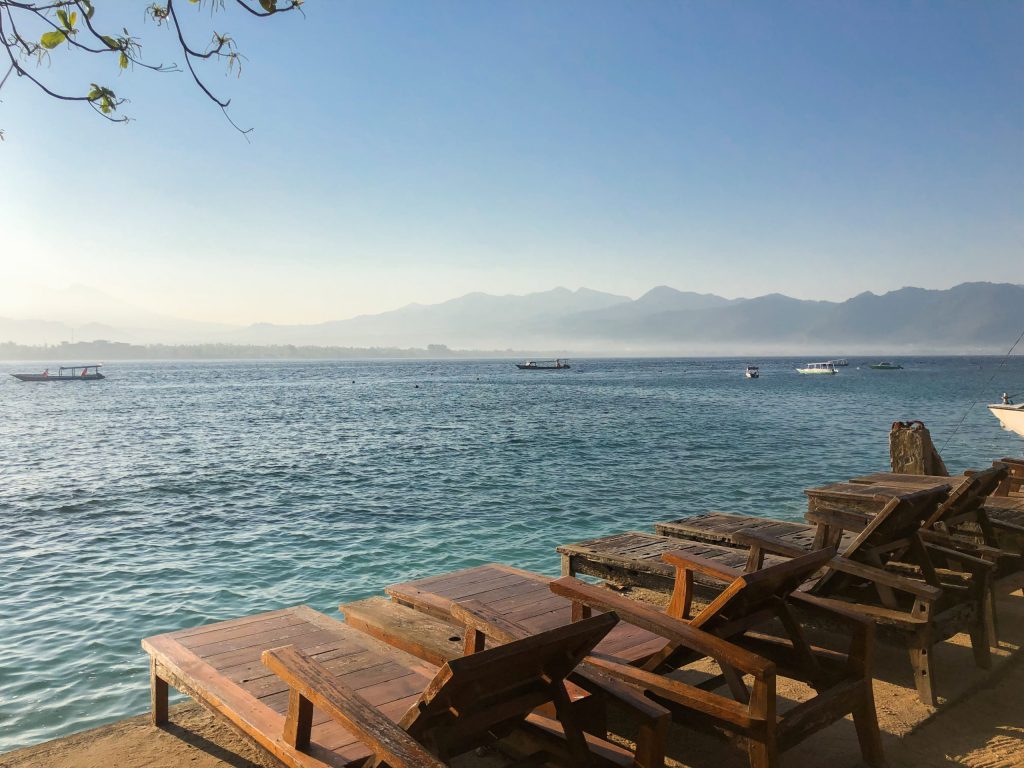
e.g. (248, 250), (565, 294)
(57, 9), (69, 28)
(82, 1), (95, 20)
(119, 52), (128, 69)
(102, 35), (119, 50)
(69, 11), (77, 27)
(259, 0), (277, 12)
(40, 30), (66, 49)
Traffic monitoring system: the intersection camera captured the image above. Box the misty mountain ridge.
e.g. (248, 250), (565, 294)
(2, 282), (1022, 354)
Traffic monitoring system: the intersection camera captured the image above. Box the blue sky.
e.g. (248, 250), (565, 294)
(1, 1), (1022, 324)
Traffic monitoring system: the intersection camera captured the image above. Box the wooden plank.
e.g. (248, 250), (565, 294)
(341, 597), (466, 666)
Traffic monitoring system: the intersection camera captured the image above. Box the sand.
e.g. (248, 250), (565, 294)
(4, 575), (1024, 768)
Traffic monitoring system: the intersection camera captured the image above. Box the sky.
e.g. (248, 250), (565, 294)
(1, 1), (1022, 325)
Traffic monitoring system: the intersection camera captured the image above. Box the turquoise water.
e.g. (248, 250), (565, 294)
(1, 357), (1022, 752)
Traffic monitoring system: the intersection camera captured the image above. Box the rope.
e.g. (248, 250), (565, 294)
(939, 326), (1024, 453)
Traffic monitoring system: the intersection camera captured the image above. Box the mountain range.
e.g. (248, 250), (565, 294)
(2, 282), (1022, 354)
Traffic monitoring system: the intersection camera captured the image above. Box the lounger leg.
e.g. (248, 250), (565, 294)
(150, 658), (169, 726)
(746, 736), (780, 768)
(852, 680), (886, 767)
(908, 636), (936, 707)
(969, 614), (993, 670)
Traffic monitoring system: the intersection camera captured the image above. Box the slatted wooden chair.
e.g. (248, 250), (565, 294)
(993, 457), (1024, 497)
(546, 569), (884, 768)
(563, 491), (994, 705)
(143, 605), (665, 767)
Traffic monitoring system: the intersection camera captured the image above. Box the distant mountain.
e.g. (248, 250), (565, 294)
(3, 282), (1022, 353)
(227, 287), (631, 347)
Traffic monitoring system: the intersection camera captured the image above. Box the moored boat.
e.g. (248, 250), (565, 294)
(827, 359), (849, 367)
(869, 362), (903, 370)
(516, 359), (571, 370)
(12, 364), (105, 382)
(796, 362), (837, 375)
(990, 394), (1024, 437)
(744, 365), (759, 379)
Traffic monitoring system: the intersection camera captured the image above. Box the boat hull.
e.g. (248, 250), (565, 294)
(12, 373), (106, 381)
(989, 405), (1024, 438)
(796, 368), (836, 375)
(515, 364), (570, 370)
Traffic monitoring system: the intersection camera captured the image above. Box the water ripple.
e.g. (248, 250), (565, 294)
(0, 357), (1021, 751)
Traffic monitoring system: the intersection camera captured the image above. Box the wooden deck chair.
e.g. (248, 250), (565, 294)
(993, 457), (1024, 497)
(547, 573), (884, 768)
(143, 605), (662, 767)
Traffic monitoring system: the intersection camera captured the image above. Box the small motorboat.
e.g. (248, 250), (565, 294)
(11, 364), (105, 382)
(869, 362), (903, 370)
(990, 394), (1024, 437)
(796, 362), (837, 375)
(516, 359), (571, 370)
(744, 365), (760, 379)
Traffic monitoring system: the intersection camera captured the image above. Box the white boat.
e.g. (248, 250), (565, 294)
(796, 362), (837, 375)
(827, 359), (849, 367)
(744, 365), (759, 379)
(990, 395), (1024, 437)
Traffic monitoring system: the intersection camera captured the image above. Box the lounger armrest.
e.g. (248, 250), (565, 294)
(826, 558), (944, 601)
(549, 577), (774, 679)
(451, 599), (531, 644)
(582, 656), (766, 731)
(917, 529), (1004, 560)
(261, 645), (446, 767)
(661, 550), (744, 582)
(573, 661), (671, 722)
(920, 542), (996, 571)
(789, 592), (872, 631)
(732, 530), (807, 559)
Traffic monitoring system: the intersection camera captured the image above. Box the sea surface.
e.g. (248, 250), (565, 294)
(1, 357), (1022, 752)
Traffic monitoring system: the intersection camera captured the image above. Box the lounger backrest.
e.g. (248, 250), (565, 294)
(995, 458), (1024, 496)
(692, 547), (835, 631)
(923, 465), (1008, 528)
(399, 612), (617, 756)
(837, 488), (939, 561)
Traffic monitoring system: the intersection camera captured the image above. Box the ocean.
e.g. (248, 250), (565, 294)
(1, 356), (1022, 752)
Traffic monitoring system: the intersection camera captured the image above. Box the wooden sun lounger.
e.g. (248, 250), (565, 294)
(562, 492), (994, 705)
(385, 563), (668, 665)
(415, 559), (883, 768)
(143, 604), (658, 767)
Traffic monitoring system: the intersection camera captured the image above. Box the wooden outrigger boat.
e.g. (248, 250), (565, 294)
(11, 364), (105, 382)
(516, 358), (571, 370)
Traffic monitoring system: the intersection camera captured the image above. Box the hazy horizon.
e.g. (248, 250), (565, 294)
(3, 3), (1022, 325)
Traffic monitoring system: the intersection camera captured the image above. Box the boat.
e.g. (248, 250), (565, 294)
(796, 362), (837, 375)
(744, 365), (760, 379)
(827, 359), (849, 367)
(869, 362), (903, 370)
(11, 364), (105, 382)
(990, 394), (1024, 437)
(516, 359), (571, 370)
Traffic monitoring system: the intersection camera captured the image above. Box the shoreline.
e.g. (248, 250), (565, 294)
(5, 573), (1024, 768)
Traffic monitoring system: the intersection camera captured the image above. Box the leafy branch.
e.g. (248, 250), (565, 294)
(0, 0), (302, 135)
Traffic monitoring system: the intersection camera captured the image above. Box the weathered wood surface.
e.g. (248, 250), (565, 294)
(385, 563), (667, 665)
(341, 596), (465, 667)
(849, 473), (968, 488)
(557, 531), (789, 591)
(657, 513), (856, 552)
(142, 605), (438, 768)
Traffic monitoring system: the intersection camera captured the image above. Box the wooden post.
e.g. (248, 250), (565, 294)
(150, 658), (169, 726)
(889, 421), (949, 476)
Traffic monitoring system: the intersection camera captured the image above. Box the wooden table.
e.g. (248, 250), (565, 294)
(802, 481), (950, 548)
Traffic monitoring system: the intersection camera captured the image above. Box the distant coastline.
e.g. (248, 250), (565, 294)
(0, 340), (1017, 361)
